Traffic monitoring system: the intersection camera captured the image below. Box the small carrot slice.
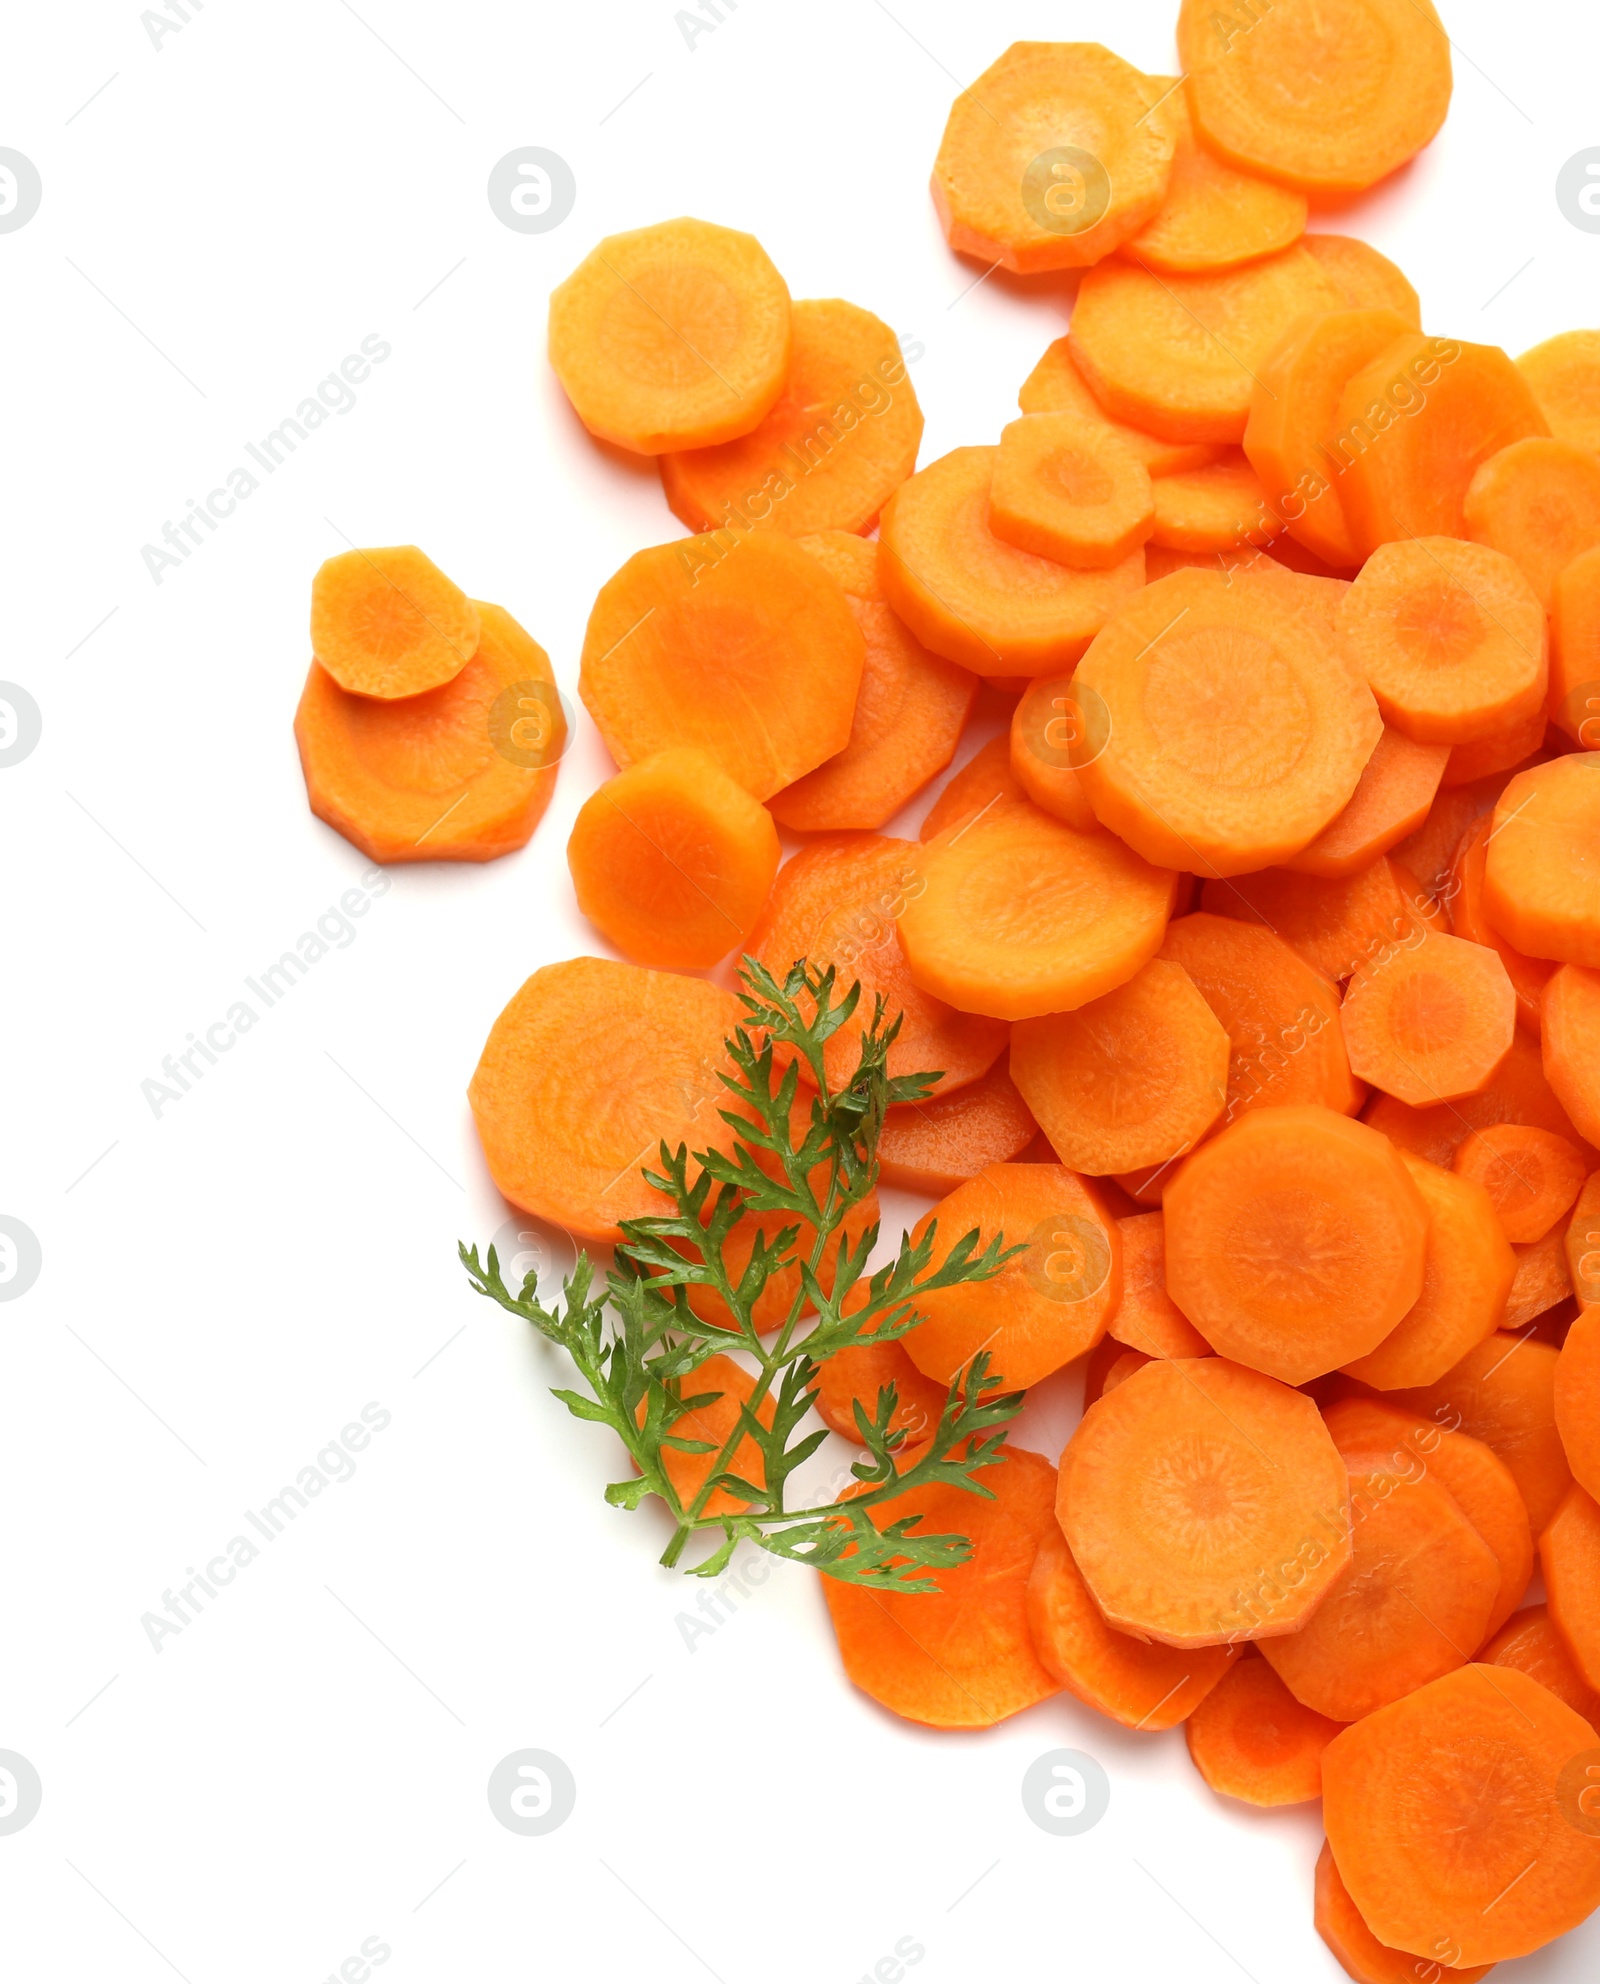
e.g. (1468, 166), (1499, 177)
(876, 1060), (1038, 1197)
(1011, 959), (1229, 1174)
(903, 1163), (1121, 1391)
(1027, 1517), (1238, 1729)
(1314, 1841), (1496, 1984)
(878, 447), (1145, 676)
(1188, 1653), (1343, 1807)
(1449, 814), (1554, 1035)
(918, 734), (1026, 841)
(1335, 537), (1548, 746)
(1069, 245), (1343, 443)
(1556, 1306), (1600, 1510)
(1007, 674), (1100, 831)
(1018, 336), (1221, 475)
(1201, 854), (1421, 982)
(1463, 436), (1600, 610)
(988, 416), (1154, 568)
(1551, 544), (1600, 747)
(310, 545), (478, 700)
(1341, 929), (1516, 1109)
(1342, 1151), (1516, 1392)
(898, 802), (1178, 1021)
(930, 42), (1177, 274)
(1565, 1174), (1600, 1310)
(580, 531), (863, 800)
(1123, 79), (1306, 274)
(1365, 1026), (1593, 1169)
(1149, 450), (1277, 552)
(1518, 330), (1600, 453)
(1542, 1485), (1600, 1694)
(1484, 758), (1600, 968)
(1504, 1227), (1573, 1332)
(1074, 568), (1381, 877)
(1440, 707), (1548, 789)
(1485, 1604), (1600, 1726)
(1110, 1212), (1211, 1359)
(1302, 235), (1422, 328)
(1286, 727), (1450, 879)
(1455, 1125), (1586, 1246)
(647, 1353), (774, 1517)
(548, 216), (790, 454)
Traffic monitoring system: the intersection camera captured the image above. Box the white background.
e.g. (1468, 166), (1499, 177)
(4, 1), (1599, 1978)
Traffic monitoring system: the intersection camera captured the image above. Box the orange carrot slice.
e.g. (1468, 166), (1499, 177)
(1564, 1174), (1600, 1310)
(988, 415), (1155, 568)
(1110, 1212), (1211, 1359)
(1504, 1227), (1573, 1332)
(1340, 929), (1516, 1109)
(876, 1060), (1038, 1197)
(1449, 814), (1555, 1035)
(1302, 235), (1422, 328)
(1149, 450), (1277, 552)
(1455, 1125), (1587, 1245)
(1485, 1604), (1600, 1726)
(1018, 336), (1221, 475)
(1441, 706), (1548, 789)
(1551, 544), (1600, 747)
(1557, 1305), (1600, 1504)
(1366, 1026), (1594, 1170)
(1286, 727), (1450, 879)
(1314, 1840), (1496, 1984)
(1188, 1653), (1343, 1806)
(1484, 758), (1600, 968)
(1200, 854), (1422, 982)
(310, 545), (478, 700)
(1543, 1484), (1600, 1694)
(1463, 436), (1600, 610)
(918, 734), (1026, 841)
(1123, 79), (1306, 274)
(1518, 330), (1600, 453)
(1007, 673), (1100, 831)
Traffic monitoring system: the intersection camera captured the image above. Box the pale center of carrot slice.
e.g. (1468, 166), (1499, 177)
(1223, 1187), (1366, 1302)
(598, 263), (742, 388)
(1144, 631), (1314, 786)
(1044, 448), (1116, 508)
(1392, 578), (1484, 671)
(1386, 968), (1468, 1057)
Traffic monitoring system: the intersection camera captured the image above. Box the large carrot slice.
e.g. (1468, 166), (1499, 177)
(1463, 437), (1600, 610)
(1074, 568), (1381, 876)
(1455, 1125), (1586, 1245)
(580, 531), (863, 800)
(898, 802), (1178, 1021)
(878, 447), (1145, 676)
(988, 416), (1154, 568)
(1200, 855), (1421, 982)
(1187, 1653), (1343, 1806)
(1340, 929), (1516, 1109)
(658, 300), (921, 537)
(548, 216), (790, 454)
(1165, 1105), (1428, 1384)
(1542, 1485), (1600, 1694)
(1365, 1026), (1593, 1170)
(918, 734), (1025, 842)
(821, 1443), (1062, 1728)
(1551, 545), (1600, 747)
(1518, 330), (1600, 454)
(1109, 1212), (1211, 1359)
(1286, 727), (1450, 879)
(1486, 1603), (1600, 1724)
(876, 1060), (1038, 1197)
(310, 544), (479, 702)
(903, 1163), (1121, 1391)
(1149, 451), (1276, 553)
(1123, 79), (1306, 274)
(295, 600), (566, 864)
(1557, 1307), (1600, 1504)
(1483, 758), (1600, 968)
(1018, 336), (1220, 475)
(1314, 1841), (1496, 1984)
(1303, 235), (1422, 328)
(931, 43), (1177, 274)
(1007, 673), (1099, 831)
(1450, 815), (1555, 1036)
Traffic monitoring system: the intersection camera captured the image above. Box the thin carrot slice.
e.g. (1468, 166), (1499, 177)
(822, 1443), (1062, 1728)
(903, 1164), (1121, 1391)
(1343, 1151), (1517, 1392)
(1506, 1229), (1574, 1332)
(1188, 1653), (1343, 1807)
(1390, 1331), (1573, 1534)
(1441, 709), (1548, 789)
(1074, 568), (1381, 876)
(1463, 437), (1600, 611)
(769, 532), (976, 832)
(988, 416), (1154, 568)
(1159, 910), (1361, 1122)
(1149, 450), (1277, 552)
(918, 734), (1026, 841)
(580, 531), (864, 800)
(1565, 1174), (1600, 1310)
(646, 1353), (774, 1517)
(1551, 545), (1600, 747)
(746, 833), (1006, 1097)
(1484, 758), (1600, 967)
(876, 1060), (1038, 1197)
(548, 216), (790, 454)
(1486, 1604), (1600, 1726)
(1365, 1027), (1594, 1169)
(1337, 335), (1551, 554)
(1068, 245), (1343, 443)
(468, 957), (741, 1243)
(1286, 728), (1450, 879)
(1450, 815), (1555, 1035)
(1011, 960), (1229, 1174)
(1518, 330), (1600, 453)
(1314, 1841), (1497, 1984)
(1008, 673), (1100, 830)
(931, 43), (1177, 274)
(295, 600), (565, 865)
(1335, 537), (1548, 746)
(309, 545), (478, 700)
(1542, 1485), (1600, 1693)
(1027, 1517), (1237, 1729)
(1556, 1306), (1600, 1505)
(1110, 1212), (1212, 1358)
(1123, 79), (1306, 274)
(1017, 336), (1221, 475)
(1177, 0), (1452, 197)
(899, 802), (1178, 1021)
(1341, 929), (1516, 1109)
(1200, 855), (1421, 982)
(1302, 235), (1422, 328)
(1455, 1125), (1586, 1245)
(878, 447), (1145, 677)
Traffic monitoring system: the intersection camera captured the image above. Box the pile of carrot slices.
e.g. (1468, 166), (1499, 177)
(292, 9), (1600, 1974)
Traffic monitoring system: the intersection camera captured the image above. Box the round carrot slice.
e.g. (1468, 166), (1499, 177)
(822, 1443), (1063, 1728)
(295, 599), (565, 864)
(1287, 728), (1450, 879)
(1109, 1212), (1211, 1359)
(1464, 436), (1600, 611)
(877, 446), (1145, 676)
(1552, 545), (1600, 748)
(745, 833), (1006, 1098)
(547, 216), (790, 454)
(1165, 1105), (1429, 1385)
(1188, 1653), (1344, 1806)
(310, 545), (478, 700)
(1314, 1841), (1497, 1984)
(1543, 1485), (1600, 1694)
(1018, 336), (1221, 475)
(1011, 959), (1230, 1174)
(1123, 78), (1306, 274)
(1200, 854), (1421, 983)
(1061, 1355), (1352, 1646)
(876, 1060), (1039, 1198)
(658, 299), (921, 537)
(1557, 1307), (1600, 1506)
(1341, 929), (1517, 1109)
(1455, 1125), (1586, 1246)
(1149, 450), (1277, 553)
(468, 957), (741, 1243)
(1007, 673), (1103, 831)
(1073, 568), (1382, 877)
(1302, 234), (1422, 327)
(1484, 758), (1600, 968)
(1518, 330), (1600, 454)
(903, 1163), (1121, 1392)
(1068, 245), (1343, 443)
(1177, 0), (1453, 197)
(1486, 1604), (1600, 1726)
(1366, 1027), (1593, 1172)
(898, 802), (1178, 1022)
(580, 530), (864, 801)
(918, 734), (1027, 842)
(1027, 1517), (1237, 1728)
(988, 415), (1155, 568)
(930, 42), (1177, 274)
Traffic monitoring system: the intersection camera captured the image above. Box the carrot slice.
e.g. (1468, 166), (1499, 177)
(1314, 1840), (1496, 1984)
(1463, 437), (1600, 611)
(930, 42), (1177, 274)
(1440, 708), (1548, 789)
(1365, 1027), (1593, 1169)
(1391, 771), (1511, 908)
(1159, 910), (1361, 1122)
(1565, 1174), (1600, 1310)
(1200, 855), (1421, 982)
(876, 1060), (1038, 1197)
(768, 532), (976, 832)
(1018, 336), (1221, 475)
(1068, 245), (1343, 443)
(1342, 1151), (1517, 1392)
(1286, 727), (1450, 879)
(1061, 1355), (1352, 1645)
(1341, 929), (1516, 1109)
(468, 957), (741, 1242)
(1123, 79), (1306, 274)
(746, 833), (1006, 1097)
(1149, 450), (1276, 552)
(580, 531), (863, 800)
(822, 1443), (1062, 1728)
(1027, 1517), (1237, 1728)
(1074, 568), (1381, 876)
(295, 600), (565, 865)
(1518, 330), (1600, 454)
(898, 802), (1178, 1021)
(1011, 960), (1229, 1174)
(548, 216), (790, 454)
(1455, 1125), (1586, 1246)
(1007, 673), (1100, 831)
(903, 1163), (1121, 1391)
(647, 1352), (774, 1517)
(1483, 758), (1600, 968)
(1486, 1604), (1600, 1726)
(1177, 0), (1452, 197)
(1188, 1652), (1342, 1807)
(1335, 537), (1547, 746)
(1082, 1331), (1135, 1409)
(1505, 1228), (1573, 1333)
(1337, 335), (1551, 554)
(918, 734), (1026, 841)
(1449, 815), (1554, 1035)
(1302, 235), (1422, 328)
(309, 545), (478, 700)
(1542, 1485), (1600, 1693)
(988, 416), (1154, 568)
(878, 447), (1145, 677)
(813, 1309), (948, 1448)
(1551, 544), (1600, 747)
(1556, 1306), (1600, 1505)
(1110, 1212), (1212, 1359)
